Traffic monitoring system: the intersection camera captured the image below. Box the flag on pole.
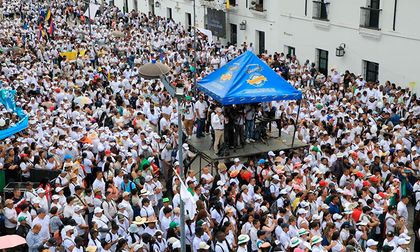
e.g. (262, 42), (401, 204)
(38, 24), (43, 40)
(226, 0), (230, 10)
(175, 172), (197, 220)
(48, 19), (55, 35)
(45, 9), (51, 22)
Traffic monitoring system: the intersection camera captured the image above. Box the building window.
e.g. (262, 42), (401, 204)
(167, 7), (172, 20)
(123, 0), (128, 13)
(230, 24), (237, 45)
(363, 60), (379, 82)
(360, 0), (381, 29)
(257, 30), (265, 55)
(186, 13), (192, 32)
(250, 0), (265, 12)
(316, 49), (328, 76)
(230, 0), (237, 6)
(312, 1), (330, 21)
(286, 46), (295, 57)
(133, 0), (138, 11)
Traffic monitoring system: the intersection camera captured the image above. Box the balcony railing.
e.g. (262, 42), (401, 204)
(312, 1), (329, 21)
(249, 4), (266, 12)
(360, 7), (381, 30)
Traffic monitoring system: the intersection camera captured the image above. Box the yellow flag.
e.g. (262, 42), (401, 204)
(46, 9), (51, 21)
(226, 0), (230, 9)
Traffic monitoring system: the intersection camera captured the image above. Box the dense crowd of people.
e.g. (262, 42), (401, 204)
(0, 0), (419, 252)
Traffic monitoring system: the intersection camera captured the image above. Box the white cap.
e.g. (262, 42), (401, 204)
(94, 207), (103, 214)
(37, 188), (46, 194)
(333, 213), (343, 220)
(234, 158), (240, 163)
(268, 151), (275, 157)
(63, 225), (75, 233)
(145, 175), (153, 182)
(366, 239), (378, 247)
(297, 208), (308, 215)
(118, 203), (127, 209)
(73, 205), (82, 212)
(397, 238), (410, 245)
(260, 206), (269, 213)
(272, 174), (280, 181)
(52, 195), (60, 200)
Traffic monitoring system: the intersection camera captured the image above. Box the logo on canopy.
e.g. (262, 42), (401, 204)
(220, 73), (232, 81)
(246, 64), (267, 87)
(220, 63), (240, 82)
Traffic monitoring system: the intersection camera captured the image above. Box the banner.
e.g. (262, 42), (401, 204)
(0, 90), (28, 140)
(59, 50), (87, 61)
(84, 3), (100, 19)
(206, 8), (226, 38)
(0, 89), (17, 112)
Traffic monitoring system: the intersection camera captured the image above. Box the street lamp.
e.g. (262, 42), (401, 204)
(240, 20), (247, 30)
(336, 43), (346, 57)
(138, 62), (186, 252)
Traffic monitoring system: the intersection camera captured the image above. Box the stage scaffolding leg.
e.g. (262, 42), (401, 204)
(291, 100), (301, 148)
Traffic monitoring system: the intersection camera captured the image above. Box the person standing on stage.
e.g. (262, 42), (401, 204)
(195, 94), (208, 138)
(183, 96), (195, 140)
(211, 107), (224, 154)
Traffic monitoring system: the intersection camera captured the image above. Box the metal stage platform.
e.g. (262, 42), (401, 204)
(186, 131), (308, 169)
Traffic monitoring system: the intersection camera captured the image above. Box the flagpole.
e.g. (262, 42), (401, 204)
(193, 0), (197, 92)
(177, 98), (186, 252)
(88, 0), (92, 36)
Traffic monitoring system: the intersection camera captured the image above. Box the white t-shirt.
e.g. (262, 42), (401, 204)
(195, 101), (208, 119)
(4, 207), (17, 228)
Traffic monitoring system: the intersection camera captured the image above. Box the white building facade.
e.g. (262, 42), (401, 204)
(114, 0), (420, 93)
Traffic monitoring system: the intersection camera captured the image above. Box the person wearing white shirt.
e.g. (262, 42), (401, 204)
(397, 196), (409, 222)
(365, 239), (379, 252)
(160, 207), (172, 237)
(92, 172), (106, 195)
(140, 198), (155, 219)
(3, 199), (17, 234)
(17, 204), (33, 227)
(31, 208), (50, 242)
(277, 223), (290, 251)
(195, 95), (208, 138)
(212, 107), (226, 152)
(214, 232), (230, 252)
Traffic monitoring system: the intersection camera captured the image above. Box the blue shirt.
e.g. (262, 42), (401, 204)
(121, 181), (136, 193)
(329, 202), (341, 215)
(26, 231), (44, 252)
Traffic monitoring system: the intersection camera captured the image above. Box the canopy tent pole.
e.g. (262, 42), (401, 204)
(291, 100), (301, 147)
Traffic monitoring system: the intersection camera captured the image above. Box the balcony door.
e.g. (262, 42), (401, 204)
(369, 0), (380, 28)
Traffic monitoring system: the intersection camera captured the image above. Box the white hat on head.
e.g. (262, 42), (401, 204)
(397, 238), (410, 245)
(333, 213), (343, 220)
(366, 239), (378, 247)
(234, 158), (240, 163)
(94, 207), (103, 214)
(73, 205), (82, 212)
(297, 208), (308, 215)
(268, 151), (275, 157)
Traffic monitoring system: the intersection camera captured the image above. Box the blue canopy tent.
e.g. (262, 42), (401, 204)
(197, 51), (303, 147)
(197, 51), (302, 105)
